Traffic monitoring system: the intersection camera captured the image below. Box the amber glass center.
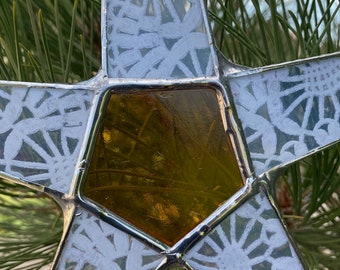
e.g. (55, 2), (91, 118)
(83, 89), (243, 246)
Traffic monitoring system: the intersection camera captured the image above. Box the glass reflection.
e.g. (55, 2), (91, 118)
(83, 89), (243, 246)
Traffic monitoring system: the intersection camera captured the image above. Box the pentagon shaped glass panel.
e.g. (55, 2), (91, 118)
(83, 88), (243, 246)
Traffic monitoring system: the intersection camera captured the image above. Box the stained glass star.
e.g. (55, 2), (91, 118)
(1, 0), (340, 269)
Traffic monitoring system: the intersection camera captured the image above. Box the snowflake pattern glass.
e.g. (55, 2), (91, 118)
(229, 56), (340, 175)
(106, 0), (215, 78)
(57, 207), (164, 270)
(184, 192), (303, 270)
(0, 85), (93, 193)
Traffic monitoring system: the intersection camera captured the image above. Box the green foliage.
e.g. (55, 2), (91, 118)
(209, 0), (340, 66)
(0, 179), (63, 270)
(274, 144), (340, 269)
(0, 0), (101, 82)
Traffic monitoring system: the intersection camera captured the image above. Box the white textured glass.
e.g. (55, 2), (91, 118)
(229, 56), (340, 175)
(106, 0), (215, 78)
(57, 207), (164, 270)
(0, 86), (93, 193)
(184, 192), (303, 269)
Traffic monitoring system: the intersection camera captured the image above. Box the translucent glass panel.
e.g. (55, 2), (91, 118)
(83, 88), (243, 246)
(106, 0), (216, 79)
(184, 192), (304, 269)
(229, 56), (340, 175)
(0, 85), (93, 193)
(57, 207), (164, 270)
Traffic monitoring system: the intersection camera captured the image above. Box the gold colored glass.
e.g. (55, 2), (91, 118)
(83, 89), (243, 246)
